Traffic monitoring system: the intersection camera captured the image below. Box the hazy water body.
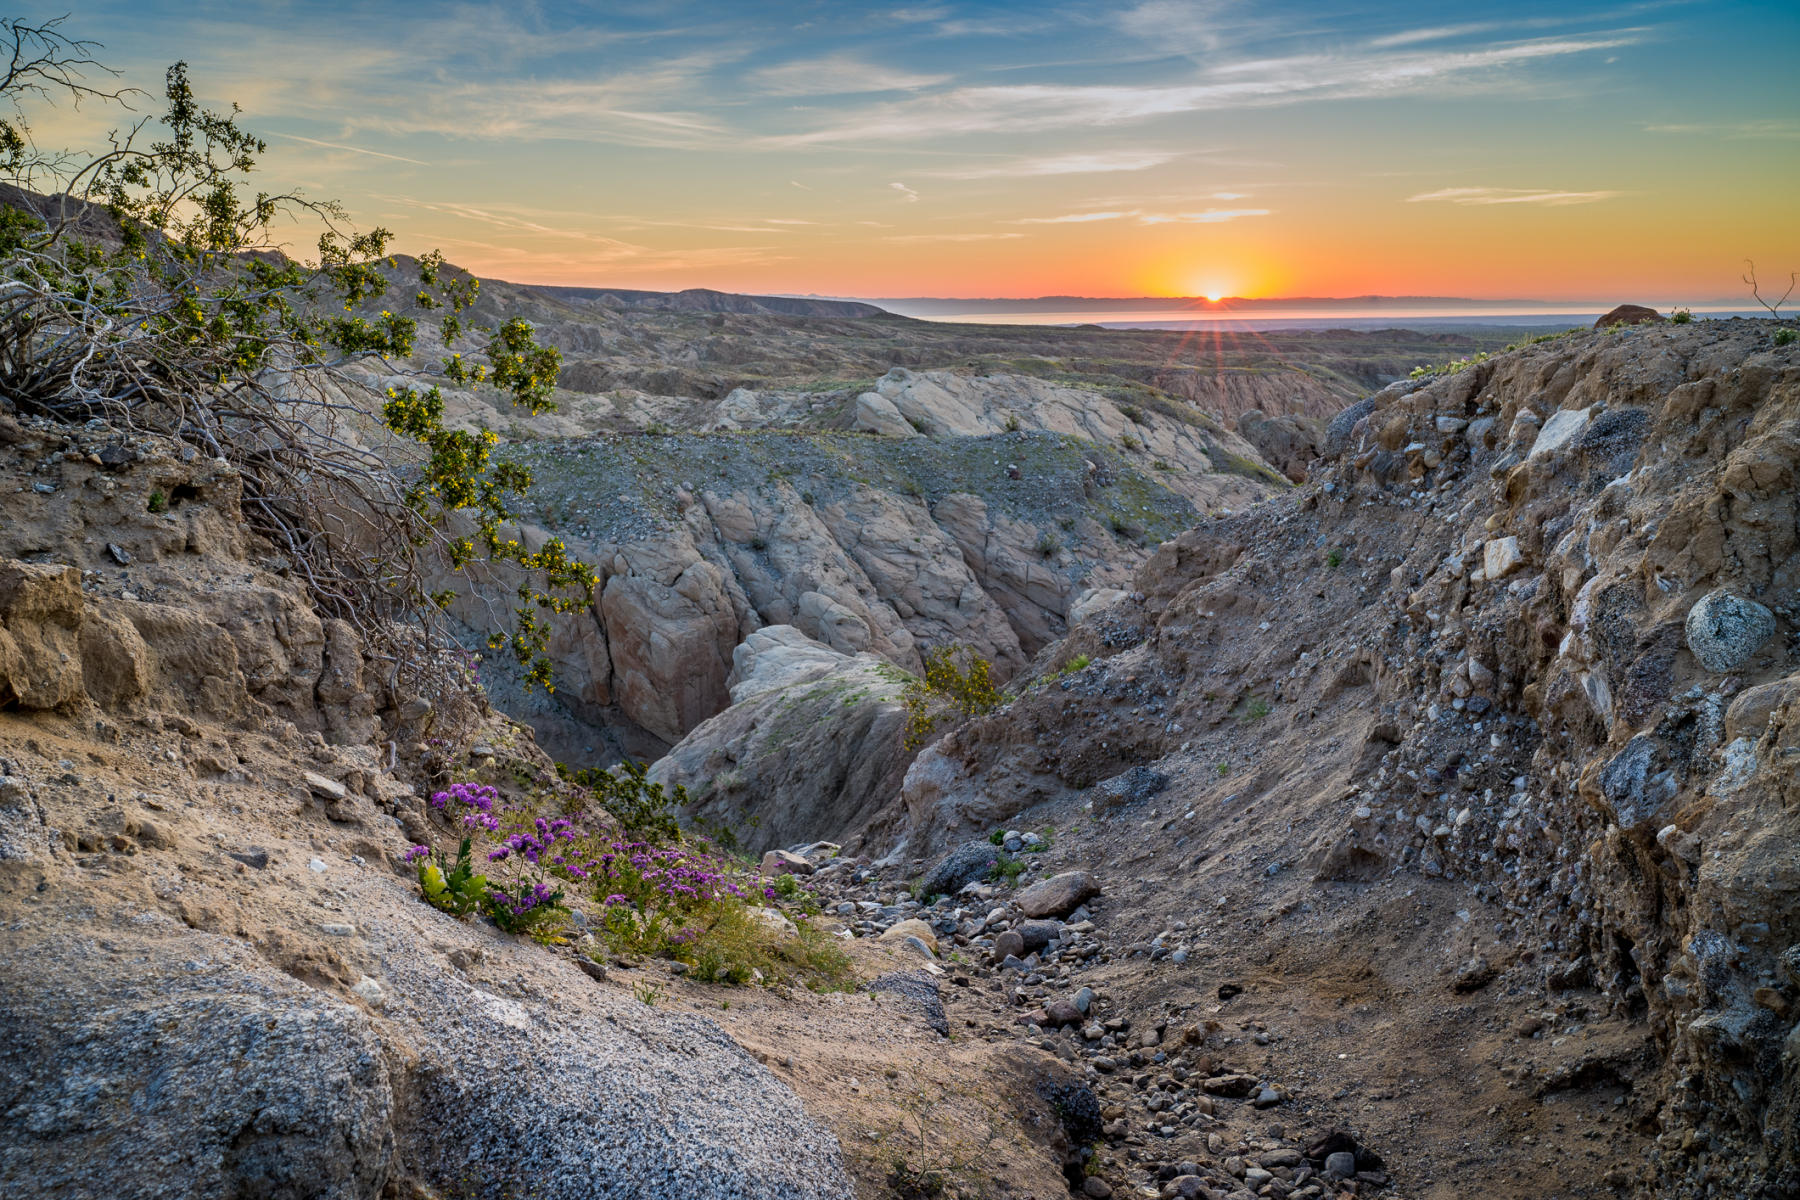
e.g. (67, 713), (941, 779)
(868, 301), (1768, 332)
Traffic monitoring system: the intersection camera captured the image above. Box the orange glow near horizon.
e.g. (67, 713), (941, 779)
(53, 0), (1798, 305)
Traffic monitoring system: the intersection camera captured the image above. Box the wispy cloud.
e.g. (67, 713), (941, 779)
(268, 131), (431, 166)
(931, 149), (1186, 179)
(1013, 211), (1139, 224)
(1645, 120), (1800, 140)
(1407, 187), (1622, 206)
(890, 181), (920, 203)
(882, 232), (1025, 242)
(749, 54), (949, 96)
(771, 34), (1639, 145)
(1138, 208), (1272, 223)
(1012, 205), (1270, 225)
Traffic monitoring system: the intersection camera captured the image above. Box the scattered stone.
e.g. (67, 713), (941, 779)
(991, 929), (1026, 962)
(578, 958), (609, 983)
(1017, 871), (1101, 919)
(229, 849), (269, 870)
(869, 971), (948, 1035)
(1324, 1152), (1356, 1180)
(919, 839), (1002, 898)
(301, 771), (347, 802)
(877, 918), (940, 955)
(760, 849), (814, 876)
(1453, 956), (1498, 993)
(1082, 1177), (1112, 1198)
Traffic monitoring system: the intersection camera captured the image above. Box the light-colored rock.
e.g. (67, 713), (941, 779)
(652, 629), (919, 854)
(852, 391), (919, 437)
(760, 849), (814, 876)
(1068, 588), (1128, 625)
(1484, 536), (1524, 579)
(1528, 406), (1592, 460)
(1685, 590), (1775, 672)
(877, 918), (940, 955)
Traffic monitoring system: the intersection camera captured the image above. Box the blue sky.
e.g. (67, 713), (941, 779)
(31, 1), (1800, 297)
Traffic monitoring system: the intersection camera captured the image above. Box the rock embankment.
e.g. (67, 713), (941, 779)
(0, 412), (854, 1199)
(745, 320), (1798, 1197)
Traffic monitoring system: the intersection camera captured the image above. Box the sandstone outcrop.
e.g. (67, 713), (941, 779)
(650, 626), (917, 855)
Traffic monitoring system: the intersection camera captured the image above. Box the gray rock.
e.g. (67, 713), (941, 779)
(918, 839), (1001, 898)
(1017, 870), (1101, 919)
(1015, 919), (1063, 952)
(1324, 1151), (1357, 1179)
(1324, 395), (1378, 457)
(1, 912), (854, 1200)
(992, 929), (1026, 961)
(869, 971), (948, 1036)
(1095, 765), (1168, 809)
(1685, 590), (1775, 672)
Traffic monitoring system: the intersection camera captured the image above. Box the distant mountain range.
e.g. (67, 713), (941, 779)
(529, 285), (884, 319)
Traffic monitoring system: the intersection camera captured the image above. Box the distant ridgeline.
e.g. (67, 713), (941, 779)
(530, 285), (887, 319)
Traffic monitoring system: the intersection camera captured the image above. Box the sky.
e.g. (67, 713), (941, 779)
(25, 1), (1800, 300)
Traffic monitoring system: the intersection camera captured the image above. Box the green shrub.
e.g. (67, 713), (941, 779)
(1776, 328), (1797, 347)
(0, 24), (589, 694)
(987, 854), (1026, 883)
(557, 759), (685, 842)
(1242, 696), (1273, 721)
(145, 490), (167, 514)
(1670, 307), (1693, 324)
(1326, 548), (1344, 568)
(903, 645), (1004, 749)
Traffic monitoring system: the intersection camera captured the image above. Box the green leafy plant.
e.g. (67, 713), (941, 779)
(1242, 696), (1273, 721)
(633, 981), (661, 1006)
(988, 828), (1005, 845)
(1670, 307), (1693, 324)
(0, 21), (590, 694)
(1035, 530), (1061, 559)
(1061, 653), (1091, 674)
(1776, 328), (1797, 347)
(987, 854), (1026, 884)
(1002, 411), (1021, 432)
(1326, 548), (1344, 568)
(145, 490), (166, 514)
(412, 837), (489, 918)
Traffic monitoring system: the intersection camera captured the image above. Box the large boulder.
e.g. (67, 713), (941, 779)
(1594, 304), (1663, 328)
(0, 886), (854, 1200)
(920, 839), (1004, 897)
(1016, 871), (1101, 919)
(1686, 590), (1776, 672)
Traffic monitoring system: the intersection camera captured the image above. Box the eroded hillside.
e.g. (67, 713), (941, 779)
(661, 318), (1800, 1199)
